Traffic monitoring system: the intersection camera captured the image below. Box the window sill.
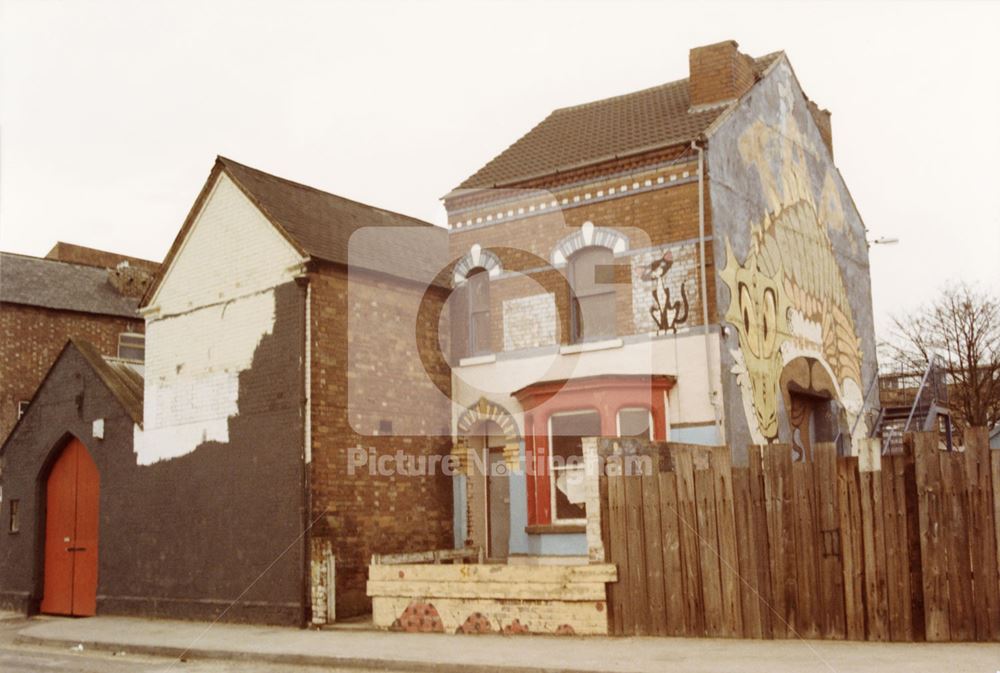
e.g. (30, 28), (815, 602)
(559, 338), (623, 355)
(525, 524), (586, 535)
(458, 353), (497, 367)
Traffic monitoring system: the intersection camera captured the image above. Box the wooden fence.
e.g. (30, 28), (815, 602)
(599, 429), (1000, 641)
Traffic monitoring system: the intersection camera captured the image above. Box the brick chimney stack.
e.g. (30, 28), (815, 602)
(806, 99), (834, 158)
(688, 40), (757, 108)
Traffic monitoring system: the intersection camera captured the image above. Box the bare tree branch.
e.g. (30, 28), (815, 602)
(882, 281), (1000, 435)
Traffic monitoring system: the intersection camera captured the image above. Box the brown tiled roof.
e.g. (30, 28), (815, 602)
(146, 157), (448, 303)
(452, 52), (782, 192)
(219, 157), (442, 265)
(0, 251), (141, 317)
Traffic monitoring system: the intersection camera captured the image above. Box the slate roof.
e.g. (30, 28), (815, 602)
(0, 252), (141, 317)
(452, 52), (782, 192)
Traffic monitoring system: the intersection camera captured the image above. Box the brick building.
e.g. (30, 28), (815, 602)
(441, 40), (879, 567)
(134, 157), (453, 622)
(0, 245), (156, 442)
(0, 339), (143, 616)
(1, 39), (881, 633)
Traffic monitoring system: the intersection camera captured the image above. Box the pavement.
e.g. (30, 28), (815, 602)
(13, 615), (1000, 673)
(0, 615), (393, 673)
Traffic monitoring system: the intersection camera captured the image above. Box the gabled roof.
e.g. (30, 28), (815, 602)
(0, 252), (141, 318)
(451, 52), (781, 194)
(1, 338), (144, 454)
(145, 157), (448, 305)
(72, 339), (144, 426)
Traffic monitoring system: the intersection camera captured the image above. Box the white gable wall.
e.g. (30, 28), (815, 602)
(137, 172), (307, 464)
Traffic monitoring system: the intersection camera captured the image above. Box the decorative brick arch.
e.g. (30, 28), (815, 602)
(452, 244), (503, 286)
(453, 398), (520, 471)
(456, 397), (518, 439)
(551, 221), (628, 266)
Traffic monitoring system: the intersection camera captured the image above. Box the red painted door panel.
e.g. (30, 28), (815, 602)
(40, 441), (77, 615)
(40, 439), (100, 617)
(73, 443), (100, 616)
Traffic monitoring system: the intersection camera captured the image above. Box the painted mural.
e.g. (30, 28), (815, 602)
(643, 251), (691, 334)
(715, 60), (871, 451)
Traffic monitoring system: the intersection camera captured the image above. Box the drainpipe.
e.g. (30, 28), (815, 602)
(296, 269), (313, 628)
(692, 140), (725, 443)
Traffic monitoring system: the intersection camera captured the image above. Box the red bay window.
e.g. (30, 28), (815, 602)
(513, 374), (674, 528)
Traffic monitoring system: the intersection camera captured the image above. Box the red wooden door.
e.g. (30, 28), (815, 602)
(40, 438), (99, 616)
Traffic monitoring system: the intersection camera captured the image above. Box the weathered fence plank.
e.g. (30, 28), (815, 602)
(838, 456), (865, 640)
(711, 446), (744, 638)
(733, 468), (762, 638)
(600, 431), (999, 643)
(914, 432), (951, 641)
(672, 447), (705, 635)
(640, 472), (667, 636)
(606, 468), (629, 635)
(657, 471), (686, 636)
(623, 474), (650, 634)
(814, 443), (845, 639)
(747, 446), (775, 639)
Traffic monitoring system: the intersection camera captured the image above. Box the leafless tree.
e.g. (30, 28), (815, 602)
(883, 282), (1000, 434)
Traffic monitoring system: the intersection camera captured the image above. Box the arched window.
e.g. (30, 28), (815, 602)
(569, 246), (616, 343)
(467, 267), (491, 356)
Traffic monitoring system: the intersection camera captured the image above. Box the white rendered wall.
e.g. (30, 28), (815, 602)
(137, 172), (306, 465)
(452, 331), (721, 437)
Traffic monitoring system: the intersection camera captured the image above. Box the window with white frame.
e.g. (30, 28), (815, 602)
(17, 400), (30, 420)
(118, 332), (145, 362)
(548, 410), (600, 523)
(617, 407), (653, 440)
(569, 246), (616, 343)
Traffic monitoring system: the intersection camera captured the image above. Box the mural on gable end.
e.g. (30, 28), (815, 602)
(714, 59), (874, 457)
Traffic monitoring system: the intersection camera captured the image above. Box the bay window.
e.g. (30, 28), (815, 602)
(548, 410), (600, 523)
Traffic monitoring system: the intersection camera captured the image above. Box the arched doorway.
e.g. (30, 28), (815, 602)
(40, 437), (100, 616)
(467, 420), (509, 561)
(780, 357), (846, 461)
(455, 398), (520, 562)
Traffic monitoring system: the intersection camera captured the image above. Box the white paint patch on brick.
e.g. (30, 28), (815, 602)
(139, 288), (279, 465)
(502, 293), (556, 351)
(138, 171), (305, 465)
(149, 173), (304, 315)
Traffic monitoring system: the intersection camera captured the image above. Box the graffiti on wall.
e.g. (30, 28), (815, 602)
(642, 251), (691, 334)
(719, 76), (865, 448)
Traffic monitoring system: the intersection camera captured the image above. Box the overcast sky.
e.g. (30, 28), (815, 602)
(1, 0), (998, 336)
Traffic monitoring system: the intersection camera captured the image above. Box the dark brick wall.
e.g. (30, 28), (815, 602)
(0, 302), (143, 444)
(0, 281), (307, 625)
(309, 263), (453, 618)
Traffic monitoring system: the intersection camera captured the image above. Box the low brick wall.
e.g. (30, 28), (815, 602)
(367, 563), (615, 635)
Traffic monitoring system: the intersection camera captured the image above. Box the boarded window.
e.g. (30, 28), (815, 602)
(9, 500), (19, 534)
(549, 410), (600, 523)
(118, 332), (145, 361)
(467, 268), (491, 356)
(569, 247), (615, 343)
